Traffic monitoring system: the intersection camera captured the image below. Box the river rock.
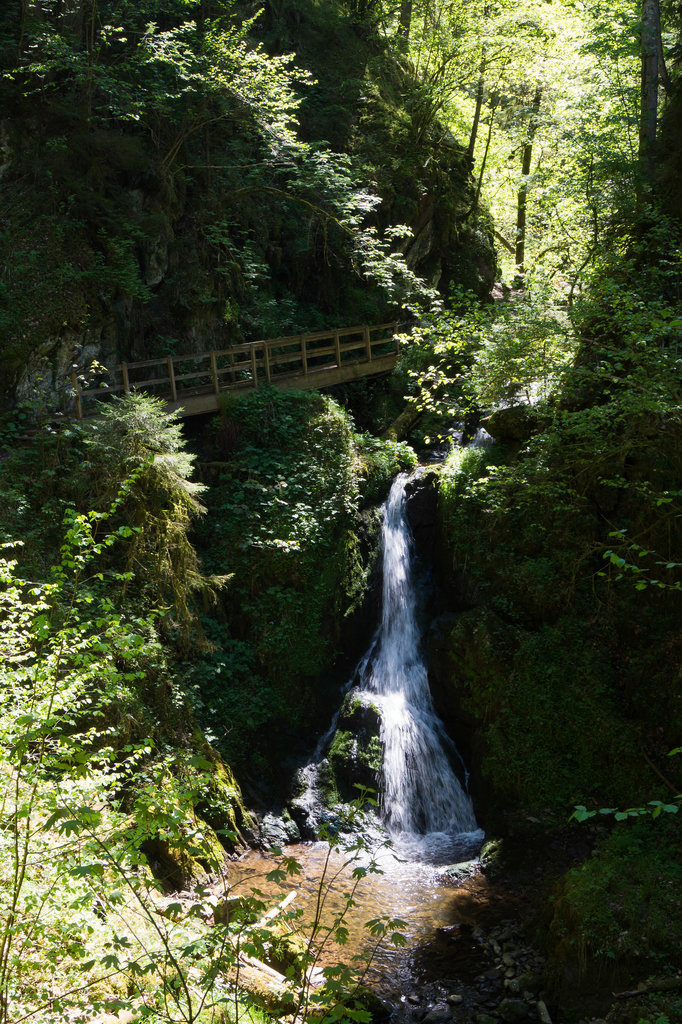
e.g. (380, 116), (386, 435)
(423, 1008), (452, 1024)
(475, 1014), (498, 1024)
(517, 970), (542, 992)
(498, 998), (530, 1022)
(258, 812), (300, 849)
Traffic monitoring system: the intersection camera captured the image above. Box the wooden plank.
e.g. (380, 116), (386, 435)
(303, 344), (335, 360)
(263, 342), (271, 383)
(363, 324), (372, 361)
(121, 356), (170, 371)
(210, 351), (220, 395)
(71, 373), (83, 420)
(173, 370), (213, 384)
(339, 340), (366, 354)
(300, 335), (308, 375)
(77, 383), (125, 399)
(266, 351), (307, 368)
(334, 329), (341, 367)
(214, 359), (252, 375)
(299, 329), (335, 343)
(121, 363), (130, 394)
(256, 891), (297, 928)
(125, 375), (172, 389)
(250, 346), (258, 387)
(167, 357), (177, 402)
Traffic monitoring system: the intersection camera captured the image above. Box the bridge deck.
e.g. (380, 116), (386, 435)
(72, 322), (398, 419)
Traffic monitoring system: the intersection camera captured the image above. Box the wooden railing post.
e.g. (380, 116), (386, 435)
(70, 372), (83, 420)
(333, 329), (341, 367)
(167, 356), (177, 402)
(121, 362), (130, 393)
(363, 325), (372, 361)
(263, 342), (271, 383)
(210, 351), (220, 395)
(300, 334), (308, 375)
(250, 345), (258, 387)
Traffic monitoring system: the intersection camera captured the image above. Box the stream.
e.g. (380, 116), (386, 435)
(226, 472), (550, 1022)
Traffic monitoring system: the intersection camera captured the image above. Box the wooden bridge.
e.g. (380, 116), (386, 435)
(71, 322), (399, 419)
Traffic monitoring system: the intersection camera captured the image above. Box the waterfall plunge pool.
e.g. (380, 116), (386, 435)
(219, 837), (516, 1011)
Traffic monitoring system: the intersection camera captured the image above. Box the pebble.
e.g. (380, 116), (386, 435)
(446, 994), (463, 1005)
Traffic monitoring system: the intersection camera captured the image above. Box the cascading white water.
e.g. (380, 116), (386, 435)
(356, 472), (481, 858)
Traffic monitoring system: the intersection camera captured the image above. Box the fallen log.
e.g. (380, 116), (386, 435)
(382, 403), (421, 442)
(615, 975), (682, 999)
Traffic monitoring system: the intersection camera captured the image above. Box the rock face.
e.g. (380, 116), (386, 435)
(405, 467), (440, 561)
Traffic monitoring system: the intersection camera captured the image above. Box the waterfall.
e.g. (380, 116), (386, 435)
(355, 473), (481, 860)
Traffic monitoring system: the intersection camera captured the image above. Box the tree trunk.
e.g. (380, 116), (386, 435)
(638, 0), (660, 191)
(515, 83), (542, 279)
(472, 92), (499, 216)
(468, 64), (485, 161)
(398, 0), (412, 39)
(467, 7), (491, 160)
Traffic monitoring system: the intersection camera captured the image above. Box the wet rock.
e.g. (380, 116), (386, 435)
(404, 468), (440, 559)
(446, 993), (463, 1005)
(436, 859), (478, 881)
(423, 1008), (452, 1024)
(498, 998), (530, 1022)
(259, 813), (299, 849)
(536, 1000), (553, 1024)
(517, 971), (542, 992)
(475, 1014), (499, 1024)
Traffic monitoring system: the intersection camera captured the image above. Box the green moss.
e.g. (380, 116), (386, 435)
(328, 729), (383, 802)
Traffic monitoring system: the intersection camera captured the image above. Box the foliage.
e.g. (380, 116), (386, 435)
(549, 819), (682, 973)
(433, 216), (682, 819)
(1, 0), (453, 402)
(187, 387), (413, 781)
(402, 285), (576, 434)
(0, 457), (406, 1023)
(81, 393), (223, 634)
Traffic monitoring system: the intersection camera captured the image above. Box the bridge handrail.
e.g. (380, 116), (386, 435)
(71, 322), (398, 419)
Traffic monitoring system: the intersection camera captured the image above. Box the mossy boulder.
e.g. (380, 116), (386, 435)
(328, 691), (383, 801)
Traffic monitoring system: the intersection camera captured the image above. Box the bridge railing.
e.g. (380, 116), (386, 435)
(71, 322), (398, 419)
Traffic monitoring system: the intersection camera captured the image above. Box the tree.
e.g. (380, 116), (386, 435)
(639, 0), (661, 190)
(515, 82), (543, 279)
